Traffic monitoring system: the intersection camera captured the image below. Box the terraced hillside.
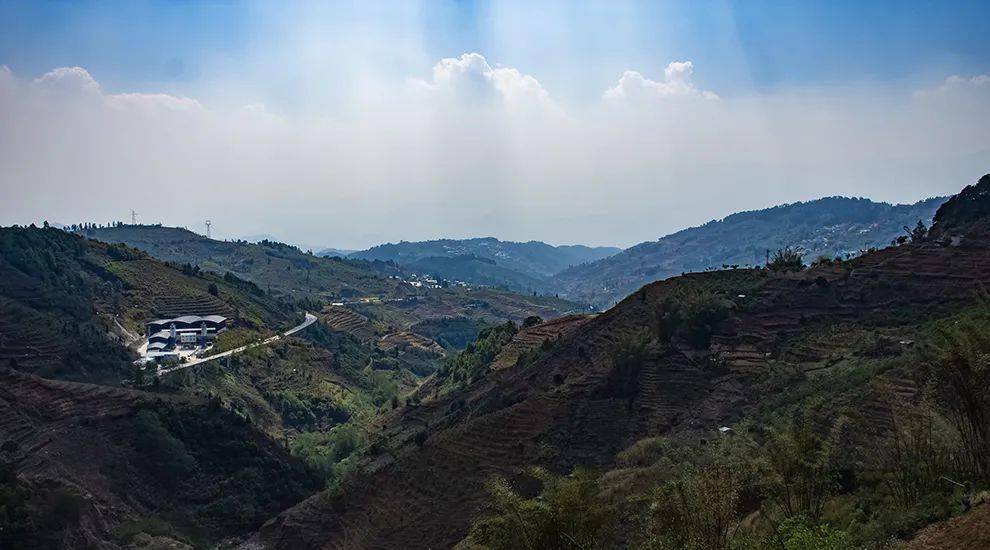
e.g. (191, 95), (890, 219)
(489, 314), (594, 371)
(0, 368), (319, 548)
(257, 177), (990, 549)
(351, 287), (585, 332)
(321, 305), (379, 342)
(554, 195), (946, 308)
(85, 225), (400, 300)
(0, 226), (297, 384)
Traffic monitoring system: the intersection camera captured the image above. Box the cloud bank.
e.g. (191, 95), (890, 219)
(604, 61), (718, 101)
(1, 55), (988, 249)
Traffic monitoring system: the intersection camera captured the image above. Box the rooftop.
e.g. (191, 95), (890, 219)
(148, 314), (228, 325)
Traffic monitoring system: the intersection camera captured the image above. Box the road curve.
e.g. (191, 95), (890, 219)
(157, 312), (317, 376)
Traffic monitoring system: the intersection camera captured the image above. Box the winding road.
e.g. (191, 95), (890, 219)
(157, 312), (317, 376)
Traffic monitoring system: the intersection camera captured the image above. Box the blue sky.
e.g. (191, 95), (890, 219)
(3, 1), (988, 107)
(1, 1), (989, 248)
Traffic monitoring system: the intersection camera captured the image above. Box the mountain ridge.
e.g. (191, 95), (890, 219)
(553, 194), (947, 308)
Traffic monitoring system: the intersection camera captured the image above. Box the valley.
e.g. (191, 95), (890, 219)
(0, 180), (986, 549)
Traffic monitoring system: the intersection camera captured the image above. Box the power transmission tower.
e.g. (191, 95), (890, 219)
(130, 210), (138, 225)
(205, 220), (212, 239)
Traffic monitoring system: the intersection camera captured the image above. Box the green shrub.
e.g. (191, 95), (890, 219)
(469, 468), (613, 550)
(290, 424), (365, 488)
(643, 461), (749, 550)
(769, 248), (805, 272)
(775, 516), (853, 550)
(132, 410), (196, 482)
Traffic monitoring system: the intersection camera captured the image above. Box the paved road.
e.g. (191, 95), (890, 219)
(157, 312), (317, 376)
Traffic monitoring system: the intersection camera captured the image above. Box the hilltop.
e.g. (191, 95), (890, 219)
(554, 195), (945, 308)
(81, 225), (400, 300)
(257, 177), (990, 549)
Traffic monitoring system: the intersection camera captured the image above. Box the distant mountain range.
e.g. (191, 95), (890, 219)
(83, 195), (947, 310)
(348, 237), (620, 293)
(237, 234), (355, 257)
(553, 195), (946, 308)
(316, 247), (357, 258)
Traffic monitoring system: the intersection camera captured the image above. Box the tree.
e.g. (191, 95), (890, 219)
(905, 220), (928, 243)
(926, 319), (990, 480)
(522, 315), (543, 328)
(208, 283), (219, 296)
(763, 422), (836, 521)
(655, 289), (733, 349)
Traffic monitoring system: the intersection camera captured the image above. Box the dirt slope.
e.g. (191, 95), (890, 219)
(902, 503), (990, 550)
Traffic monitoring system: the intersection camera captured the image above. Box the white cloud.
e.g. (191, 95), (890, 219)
(413, 52), (553, 109)
(604, 61), (718, 101)
(29, 66), (204, 115)
(34, 66), (101, 96)
(0, 59), (987, 250)
(915, 74), (990, 99)
(105, 93), (204, 113)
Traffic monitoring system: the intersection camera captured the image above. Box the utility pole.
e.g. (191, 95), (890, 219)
(130, 210), (138, 225)
(205, 220), (212, 239)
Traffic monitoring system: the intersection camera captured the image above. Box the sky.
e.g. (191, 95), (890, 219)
(1, 1), (989, 249)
